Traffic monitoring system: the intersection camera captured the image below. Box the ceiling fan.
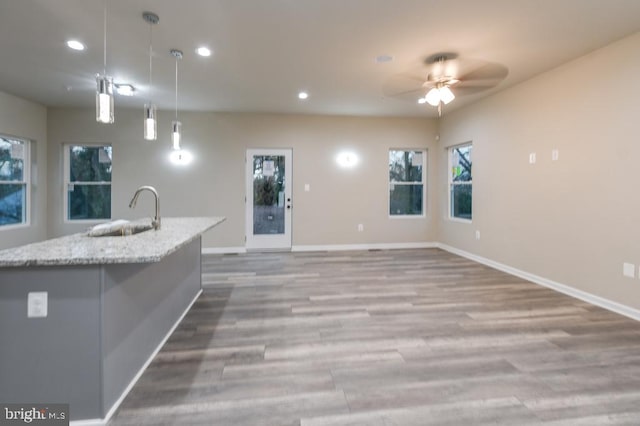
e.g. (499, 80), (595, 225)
(384, 52), (508, 116)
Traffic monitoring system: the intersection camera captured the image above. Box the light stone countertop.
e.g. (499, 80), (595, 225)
(0, 217), (225, 267)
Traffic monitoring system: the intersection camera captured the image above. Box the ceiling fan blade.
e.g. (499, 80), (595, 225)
(458, 62), (509, 82)
(452, 85), (496, 97)
(383, 72), (429, 98)
(384, 53), (508, 103)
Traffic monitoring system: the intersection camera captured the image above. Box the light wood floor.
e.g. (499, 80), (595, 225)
(109, 249), (640, 425)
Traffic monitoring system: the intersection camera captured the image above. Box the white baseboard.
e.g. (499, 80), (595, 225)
(437, 243), (640, 322)
(202, 246), (247, 255)
(292, 242), (438, 252)
(70, 289), (204, 426)
(203, 243), (437, 255)
(203, 241), (640, 322)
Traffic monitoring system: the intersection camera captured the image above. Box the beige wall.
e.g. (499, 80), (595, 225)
(47, 109), (438, 248)
(438, 32), (640, 309)
(0, 91), (47, 250)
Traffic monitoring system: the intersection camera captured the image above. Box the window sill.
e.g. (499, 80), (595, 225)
(448, 217), (472, 224)
(389, 214), (426, 219)
(0, 222), (30, 231)
(63, 218), (112, 225)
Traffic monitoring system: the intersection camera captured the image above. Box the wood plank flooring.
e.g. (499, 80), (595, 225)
(108, 249), (640, 425)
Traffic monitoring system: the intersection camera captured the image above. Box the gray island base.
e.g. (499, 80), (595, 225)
(0, 217), (225, 424)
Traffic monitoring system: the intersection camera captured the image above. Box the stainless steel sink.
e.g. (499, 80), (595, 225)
(97, 223), (154, 237)
(88, 220), (154, 237)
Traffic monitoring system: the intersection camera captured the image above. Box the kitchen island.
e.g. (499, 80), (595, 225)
(0, 217), (225, 424)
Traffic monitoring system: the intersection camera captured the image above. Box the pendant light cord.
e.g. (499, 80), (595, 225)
(103, 0), (107, 74)
(175, 57), (178, 120)
(170, 49), (182, 121)
(148, 23), (153, 96)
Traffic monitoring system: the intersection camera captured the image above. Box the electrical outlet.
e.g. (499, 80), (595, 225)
(475, 230), (481, 240)
(28, 292), (48, 318)
(623, 263), (635, 278)
(357, 224), (364, 232)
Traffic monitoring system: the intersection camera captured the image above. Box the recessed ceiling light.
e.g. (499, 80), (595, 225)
(114, 84), (135, 96)
(66, 40), (85, 51)
(375, 54), (393, 63)
(298, 91), (309, 100)
(196, 46), (212, 57)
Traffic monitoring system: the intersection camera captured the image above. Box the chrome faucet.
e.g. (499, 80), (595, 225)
(129, 185), (161, 230)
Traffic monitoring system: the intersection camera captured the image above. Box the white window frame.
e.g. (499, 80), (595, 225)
(0, 135), (30, 230)
(63, 144), (112, 224)
(448, 142), (472, 223)
(388, 148), (427, 218)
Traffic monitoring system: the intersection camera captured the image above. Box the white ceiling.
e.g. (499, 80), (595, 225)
(1, 0), (640, 118)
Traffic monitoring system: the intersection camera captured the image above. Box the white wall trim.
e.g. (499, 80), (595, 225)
(70, 289), (204, 426)
(292, 242), (438, 252)
(437, 243), (640, 323)
(204, 242), (640, 323)
(203, 242), (438, 255)
(202, 246), (247, 255)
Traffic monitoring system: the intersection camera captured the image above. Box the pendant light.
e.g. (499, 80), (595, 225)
(142, 12), (159, 140)
(96, 0), (114, 123)
(170, 49), (183, 150)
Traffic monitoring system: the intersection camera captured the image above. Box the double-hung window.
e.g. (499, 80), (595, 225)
(449, 143), (472, 220)
(64, 145), (112, 221)
(0, 135), (30, 227)
(389, 149), (426, 216)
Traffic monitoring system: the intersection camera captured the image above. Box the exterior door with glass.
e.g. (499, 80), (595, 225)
(245, 149), (292, 250)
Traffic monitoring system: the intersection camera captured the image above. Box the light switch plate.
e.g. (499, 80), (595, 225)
(304, 183), (310, 192)
(552, 149), (559, 161)
(623, 263), (635, 278)
(28, 291), (48, 318)
(529, 153), (536, 164)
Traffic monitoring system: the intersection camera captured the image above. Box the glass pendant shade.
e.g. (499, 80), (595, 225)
(425, 87), (441, 106)
(144, 104), (157, 140)
(171, 120), (182, 150)
(439, 86), (455, 104)
(96, 75), (114, 123)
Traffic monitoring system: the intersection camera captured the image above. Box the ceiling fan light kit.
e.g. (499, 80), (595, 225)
(425, 84), (455, 109)
(384, 51), (508, 117)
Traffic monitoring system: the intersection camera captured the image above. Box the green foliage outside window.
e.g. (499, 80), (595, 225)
(0, 136), (27, 226)
(67, 146), (112, 220)
(389, 150), (424, 216)
(252, 156), (284, 206)
(450, 144), (472, 220)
